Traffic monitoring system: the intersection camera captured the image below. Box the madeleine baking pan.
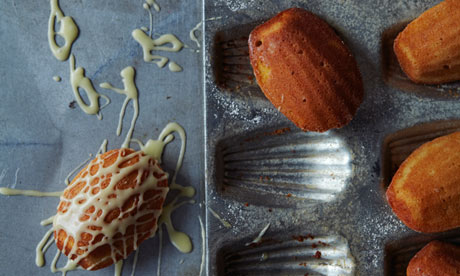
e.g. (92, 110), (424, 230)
(203, 0), (460, 275)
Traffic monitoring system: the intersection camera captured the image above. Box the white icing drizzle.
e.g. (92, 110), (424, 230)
(64, 155), (92, 185)
(198, 215), (205, 276)
(51, 250), (78, 275)
(168, 62), (182, 72)
(133, 122), (184, 169)
(0, 187), (62, 197)
(189, 21), (202, 48)
(145, 0), (160, 12)
(156, 123), (186, 183)
(158, 198), (195, 253)
(132, 29), (183, 68)
(41, 215), (56, 226)
(131, 135), (172, 164)
(53, 76), (62, 82)
(98, 139), (108, 154)
(100, 67), (139, 148)
(171, 183), (195, 198)
(36, 228), (54, 267)
(44, 237), (55, 255)
(69, 55), (110, 119)
(245, 223), (271, 246)
(48, 0), (79, 61)
(115, 260), (123, 276)
(208, 207), (231, 229)
(143, 3), (154, 38)
(134, 123), (196, 254)
(130, 249), (139, 276)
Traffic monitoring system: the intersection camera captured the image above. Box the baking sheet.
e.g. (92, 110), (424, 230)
(0, 0), (203, 275)
(203, 0), (460, 275)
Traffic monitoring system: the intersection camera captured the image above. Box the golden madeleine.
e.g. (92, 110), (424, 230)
(248, 8), (363, 132)
(54, 148), (169, 270)
(394, 0), (460, 84)
(407, 241), (460, 276)
(387, 132), (460, 233)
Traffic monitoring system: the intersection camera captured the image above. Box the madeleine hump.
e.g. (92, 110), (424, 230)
(53, 148), (169, 270)
(386, 132), (460, 233)
(248, 8), (363, 132)
(394, 0), (460, 84)
(407, 241), (460, 276)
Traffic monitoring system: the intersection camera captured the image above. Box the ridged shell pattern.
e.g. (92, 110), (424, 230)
(216, 37), (256, 90)
(218, 127), (352, 205)
(222, 234), (355, 275)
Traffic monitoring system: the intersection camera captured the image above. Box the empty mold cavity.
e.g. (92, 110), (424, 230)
(218, 234), (355, 276)
(381, 120), (460, 188)
(213, 23), (265, 96)
(381, 21), (460, 98)
(384, 231), (460, 276)
(215, 127), (353, 207)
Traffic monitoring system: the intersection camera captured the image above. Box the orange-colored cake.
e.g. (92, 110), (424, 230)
(248, 8), (363, 132)
(407, 240), (460, 276)
(54, 148), (169, 270)
(394, 0), (460, 84)
(386, 131), (460, 233)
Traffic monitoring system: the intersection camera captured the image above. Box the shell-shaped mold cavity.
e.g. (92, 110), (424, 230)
(381, 21), (460, 99)
(219, 234), (355, 276)
(216, 127), (352, 207)
(384, 232), (460, 276)
(212, 23), (263, 96)
(381, 120), (460, 188)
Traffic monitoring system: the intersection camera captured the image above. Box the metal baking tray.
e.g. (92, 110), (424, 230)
(203, 0), (460, 275)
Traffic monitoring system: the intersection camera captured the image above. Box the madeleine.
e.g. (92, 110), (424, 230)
(249, 8), (363, 132)
(394, 0), (460, 84)
(387, 132), (460, 233)
(54, 148), (169, 270)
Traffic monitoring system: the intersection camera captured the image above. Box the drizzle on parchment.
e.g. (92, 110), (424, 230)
(69, 54), (110, 119)
(48, 0), (79, 61)
(100, 67), (139, 149)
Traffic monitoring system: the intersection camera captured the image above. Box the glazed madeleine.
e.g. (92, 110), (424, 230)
(394, 0), (460, 84)
(248, 8), (363, 132)
(54, 148), (169, 270)
(407, 241), (460, 276)
(386, 132), (460, 233)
